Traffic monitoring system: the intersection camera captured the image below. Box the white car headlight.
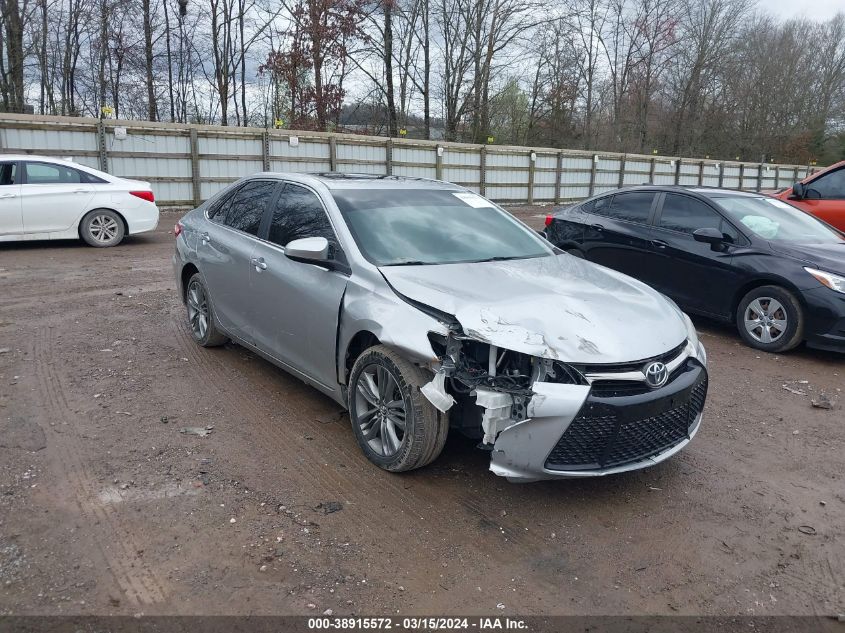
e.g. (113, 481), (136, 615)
(805, 267), (845, 294)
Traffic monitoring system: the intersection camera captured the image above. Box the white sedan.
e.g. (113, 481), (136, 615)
(0, 155), (159, 247)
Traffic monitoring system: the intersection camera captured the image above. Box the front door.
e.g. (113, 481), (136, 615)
(0, 161), (22, 235)
(250, 182), (349, 389)
(20, 161), (95, 233)
(649, 192), (743, 317)
(794, 166), (845, 232)
(196, 179), (280, 341)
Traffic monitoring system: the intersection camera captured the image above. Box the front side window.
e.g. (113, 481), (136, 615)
(23, 162), (84, 184)
(221, 179), (276, 236)
(332, 188), (553, 266)
(715, 195), (844, 243)
(658, 193), (724, 234)
(807, 167), (845, 199)
(604, 191), (655, 224)
(268, 184), (335, 247)
(0, 162), (16, 186)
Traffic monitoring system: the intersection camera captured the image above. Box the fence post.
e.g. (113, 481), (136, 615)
(649, 157), (656, 184)
(674, 159), (681, 185)
(698, 161), (704, 186)
(527, 151), (536, 205)
(329, 136), (337, 171)
(479, 146), (487, 196)
(589, 155), (598, 196)
(757, 163), (764, 192)
(717, 163), (724, 188)
(261, 130), (270, 172)
(97, 120), (109, 173)
(385, 138), (393, 176)
(774, 165), (780, 189)
(617, 155), (626, 188)
(739, 163), (745, 190)
(189, 128), (201, 207)
(435, 146), (443, 180)
(555, 151), (563, 204)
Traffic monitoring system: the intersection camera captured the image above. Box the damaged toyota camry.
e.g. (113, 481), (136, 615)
(174, 173), (708, 482)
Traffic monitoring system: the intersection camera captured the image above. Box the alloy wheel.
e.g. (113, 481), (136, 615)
(744, 297), (787, 344)
(187, 281), (209, 340)
(89, 214), (119, 243)
(354, 364), (407, 457)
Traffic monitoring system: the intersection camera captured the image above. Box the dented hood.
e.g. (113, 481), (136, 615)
(380, 254), (687, 364)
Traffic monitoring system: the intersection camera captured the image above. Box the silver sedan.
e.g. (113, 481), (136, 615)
(173, 174), (708, 482)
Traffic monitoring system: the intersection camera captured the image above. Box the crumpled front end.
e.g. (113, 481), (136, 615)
(422, 326), (708, 482)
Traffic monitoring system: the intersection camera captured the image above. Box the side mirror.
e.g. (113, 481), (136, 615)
(284, 236), (329, 264)
(693, 227), (724, 246)
(792, 182), (805, 199)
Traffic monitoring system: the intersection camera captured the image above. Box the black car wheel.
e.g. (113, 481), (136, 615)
(348, 345), (448, 472)
(736, 285), (804, 353)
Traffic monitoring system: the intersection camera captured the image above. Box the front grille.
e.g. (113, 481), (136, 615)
(545, 366), (707, 471)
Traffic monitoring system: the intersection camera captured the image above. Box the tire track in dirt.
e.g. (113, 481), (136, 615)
(33, 326), (169, 607)
(166, 307), (556, 566)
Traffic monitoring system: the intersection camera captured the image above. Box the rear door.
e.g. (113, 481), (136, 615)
(249, 183), (349, 389)
(649, 192), (744, 317)
(196, 179), (280, 341)
(0, 161), (22, 235)
(20, 161), (95, 233)
(581, 190), (661, 286)
(797, 166), (845, 232)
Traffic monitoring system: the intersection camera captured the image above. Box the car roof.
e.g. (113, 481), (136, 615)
(591, 184), (765, 199)
(251, 171), (465, 191)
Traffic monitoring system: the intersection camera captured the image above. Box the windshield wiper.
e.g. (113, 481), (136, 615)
(466, 255), (522, 263)
(382, 260), (433, 266)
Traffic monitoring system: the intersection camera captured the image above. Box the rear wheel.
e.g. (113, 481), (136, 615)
(80, 209), (125, 247)
(186, 273), (227, 347)
(348, 345), (447, 472)
(736, 285), (804, 353)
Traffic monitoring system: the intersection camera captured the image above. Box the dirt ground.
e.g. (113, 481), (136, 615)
(0, 207), (843, 617)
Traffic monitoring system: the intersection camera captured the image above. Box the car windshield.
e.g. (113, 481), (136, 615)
(332, 188), (553, 266)
(714, 195), (844, 243)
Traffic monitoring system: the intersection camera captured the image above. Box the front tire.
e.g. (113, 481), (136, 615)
(736, 285), (804, 353)
(80, 209), (125, 247)
(185, 273), (228, 347)
(348, 345), (448, 472)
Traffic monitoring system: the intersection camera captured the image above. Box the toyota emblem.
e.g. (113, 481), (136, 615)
(644, 361), (669, 389)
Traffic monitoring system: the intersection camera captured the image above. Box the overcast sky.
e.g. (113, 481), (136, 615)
(764, 0), (843, 21)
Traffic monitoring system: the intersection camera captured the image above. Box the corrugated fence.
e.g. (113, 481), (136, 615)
(0, 113), (816, 209)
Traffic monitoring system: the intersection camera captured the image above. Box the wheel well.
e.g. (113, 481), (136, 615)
(180, 263), (199, 302)
(77, 208), (129, 237)
(343, 331), (380, 382)
(731, 278), (806, 318)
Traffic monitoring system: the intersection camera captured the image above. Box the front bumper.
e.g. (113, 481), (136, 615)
(491, 358), (708, 482)
(802, 286), (845, 352)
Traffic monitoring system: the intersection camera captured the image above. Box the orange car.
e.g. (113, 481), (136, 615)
(773, 160), (845, 232)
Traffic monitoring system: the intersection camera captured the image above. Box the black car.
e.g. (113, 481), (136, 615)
(544, 186), (845, 353)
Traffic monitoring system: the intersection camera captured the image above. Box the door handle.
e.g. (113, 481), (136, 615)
(71, 188), (88, 194)
(0, 193), (16, 199)
(651, 239), (668, 249)
(250, 256), (268, 271)
(200, 232), (210, 244)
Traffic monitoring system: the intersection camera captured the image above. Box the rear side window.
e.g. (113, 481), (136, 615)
(596, 191), (655, 224)
(0, 162), (16, 186)
(221, 180), (277, 236)
(658, 194), (724, 234)
(268, 184), (335, 247)
(23, 161), (84, 184)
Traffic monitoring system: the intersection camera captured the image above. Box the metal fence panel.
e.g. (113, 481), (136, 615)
(0, 114), (817, 208)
